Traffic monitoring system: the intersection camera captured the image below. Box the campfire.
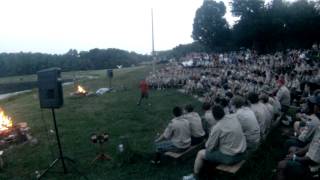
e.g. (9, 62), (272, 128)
(0, 108), (13, 135)
(77, 85), (87, 94)
(0, 108), (33, 150)
(70, 84), (94, 97)
(76, 85), (88, 96)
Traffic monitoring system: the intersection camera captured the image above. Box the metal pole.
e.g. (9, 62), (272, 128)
(51, 108), (67, 174)
(151, 8), (155, 74)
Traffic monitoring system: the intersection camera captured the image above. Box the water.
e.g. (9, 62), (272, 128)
(0, 90), (32, 101)
(0, 81), (74, 101)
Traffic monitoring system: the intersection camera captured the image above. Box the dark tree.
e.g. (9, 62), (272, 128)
(0, 48), (151, 77)
(192, 0), (231, 51)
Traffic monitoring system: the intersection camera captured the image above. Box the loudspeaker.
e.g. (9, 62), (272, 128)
(37, 68), (64, 109)
(107, 69), (113, 78)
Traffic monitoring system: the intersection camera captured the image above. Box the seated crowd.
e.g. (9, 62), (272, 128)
(150, 46), (320, 180)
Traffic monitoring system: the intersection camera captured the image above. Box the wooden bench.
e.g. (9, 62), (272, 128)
(164, 141), (205, 160)
(216, 160), (246, 174)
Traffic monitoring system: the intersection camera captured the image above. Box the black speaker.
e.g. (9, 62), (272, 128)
(107, 69), (113, 78)
(37, 68), (64, 109)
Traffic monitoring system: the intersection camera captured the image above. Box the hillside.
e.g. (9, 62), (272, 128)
(0, 66), (284, 180)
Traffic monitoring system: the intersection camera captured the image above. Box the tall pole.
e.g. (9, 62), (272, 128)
(51, 108), (67, 174)
(151, 8), (155, 74)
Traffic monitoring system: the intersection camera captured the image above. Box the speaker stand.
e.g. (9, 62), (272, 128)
(37, 109), (86, 179)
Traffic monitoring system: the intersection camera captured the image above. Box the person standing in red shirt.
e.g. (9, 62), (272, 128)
(137, 79), (150, 106)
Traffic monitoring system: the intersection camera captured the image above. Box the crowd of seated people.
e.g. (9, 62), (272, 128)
(148, 46), (320, 179)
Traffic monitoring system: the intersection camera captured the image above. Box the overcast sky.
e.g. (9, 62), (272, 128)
(0, 0), (239, 55)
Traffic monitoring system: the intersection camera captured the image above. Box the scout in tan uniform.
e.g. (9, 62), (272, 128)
(183, 104), (205, 145)
(277, 126), (320, 180)
(232, 96), (261, 151)
(202, 102), (217, 134)
(248, 92), (268, 139)
(152, 106), (191, 164)
(188, 105), (246, 179)
(285, 95), (320, 150)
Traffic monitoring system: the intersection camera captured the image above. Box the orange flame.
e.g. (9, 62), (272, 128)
(0, 108), (13, 132)
(77, 85), (87, 94)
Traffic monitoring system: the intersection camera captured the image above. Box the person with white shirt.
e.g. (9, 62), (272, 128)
(232, 96), (261, 151)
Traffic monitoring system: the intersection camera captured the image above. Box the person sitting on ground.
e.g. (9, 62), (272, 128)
(220, 98), (230, 115)
(248, 92), (268, 139)
(183, 104), (205, 145)
(153, 106), (191, 164)
(276, 77), (292, 125)
(232, 96), (261, 151)
(262, 87), (282, 126)
(189, 105), (247, 179)
(202, 102), (217, 135)
(259, 94), (274, 131)
(285, 94), (320, 150)
(276, 125), (320, 180)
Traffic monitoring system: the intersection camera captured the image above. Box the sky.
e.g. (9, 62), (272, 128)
(0, 0), (239, 55)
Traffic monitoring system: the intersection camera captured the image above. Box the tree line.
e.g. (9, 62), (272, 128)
(192, 0), (320, 53)
(0, 48), (151, 77)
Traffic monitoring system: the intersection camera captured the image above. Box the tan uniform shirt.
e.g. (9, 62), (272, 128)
(163, 117), (191, 149)
(204, 110), (217, 133)
(250, 103), (267, 138)
(236, 107), (261, 148)
(183, 112), (205, 138)
(306, 126), (320, 164)
(206, 114), (247, 156)
(276, 86), (291, 106)
(261, 102), (273, 132)
(299, 114), (320, 143)
(269, 97), (281, 115)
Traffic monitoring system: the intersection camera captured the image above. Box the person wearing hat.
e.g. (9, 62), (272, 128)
(285, 94), (320, 151)
(232, 96), (261, 151)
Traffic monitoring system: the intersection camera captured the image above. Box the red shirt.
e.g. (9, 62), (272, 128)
(140, 80), (149, 93)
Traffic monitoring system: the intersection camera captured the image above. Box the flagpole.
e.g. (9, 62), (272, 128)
(151, 8), (155, 74)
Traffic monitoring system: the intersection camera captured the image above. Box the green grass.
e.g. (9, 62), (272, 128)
(0, 66), (143, 84)
(0, 66), (285, 180)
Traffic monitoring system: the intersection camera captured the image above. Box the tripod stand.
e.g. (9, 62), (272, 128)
(37, 109), (84, 179)
(91, 142), (112, 164)
(91, 133), (112, 164)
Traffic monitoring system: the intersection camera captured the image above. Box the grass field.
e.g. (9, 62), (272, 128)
(0, 67), (143, 94)
(0, 65), (286, 180)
